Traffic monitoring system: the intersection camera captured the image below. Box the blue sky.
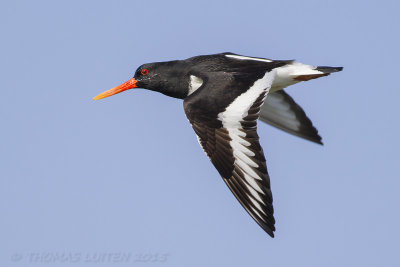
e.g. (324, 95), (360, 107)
(1, 0), (399, 266)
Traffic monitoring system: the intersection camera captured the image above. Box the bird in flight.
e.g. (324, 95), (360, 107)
(93, 53), (342, 237)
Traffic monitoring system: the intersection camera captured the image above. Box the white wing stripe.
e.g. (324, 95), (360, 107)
(225, 54), (273, 63)
(236, 158), (261, 180)
(218, 70), (276, 126)
(244, 181), (264, 201)
(251, 206), (264, 219)
(237, 143), (255, 157)
(243, 173), (264, 194)
(218, 70), (276, 196)
(249, 195), (267, 215)
(233, 148), (259, 168)
(230, 133), (251, 146)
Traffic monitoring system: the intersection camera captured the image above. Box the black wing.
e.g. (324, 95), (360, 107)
(259, 90), (323, 144)
(183, 69), (278, 237)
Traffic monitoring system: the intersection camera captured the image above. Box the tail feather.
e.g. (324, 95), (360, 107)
(294, 66), (343, 81)
(271, 62), (343, 92)
(315, 66), (343, 73)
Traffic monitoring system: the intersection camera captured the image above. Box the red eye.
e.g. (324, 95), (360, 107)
(141, 69), (149, 75)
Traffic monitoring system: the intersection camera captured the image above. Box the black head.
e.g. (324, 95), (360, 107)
(93, 60), (190, 101)
(133, 61), (190, 98)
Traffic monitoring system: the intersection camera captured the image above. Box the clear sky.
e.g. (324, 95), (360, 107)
(1, 0), (399, 266)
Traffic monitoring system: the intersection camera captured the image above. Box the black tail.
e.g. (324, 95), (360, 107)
(316, 66), (343, 73)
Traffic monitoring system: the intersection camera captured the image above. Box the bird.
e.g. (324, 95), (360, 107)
(93, 52), (342, 237)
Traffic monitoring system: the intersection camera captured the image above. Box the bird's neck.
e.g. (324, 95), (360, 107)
(154, 76), (189, 99)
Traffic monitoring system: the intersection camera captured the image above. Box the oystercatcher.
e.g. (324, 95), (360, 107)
(93, 53), (342, 237)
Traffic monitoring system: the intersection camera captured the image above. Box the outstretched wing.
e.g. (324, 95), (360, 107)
(183, 70), (277, 237)
(259, 90), (323, 144)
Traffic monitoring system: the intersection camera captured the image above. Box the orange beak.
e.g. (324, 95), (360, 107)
(93, 78), (138, 100)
